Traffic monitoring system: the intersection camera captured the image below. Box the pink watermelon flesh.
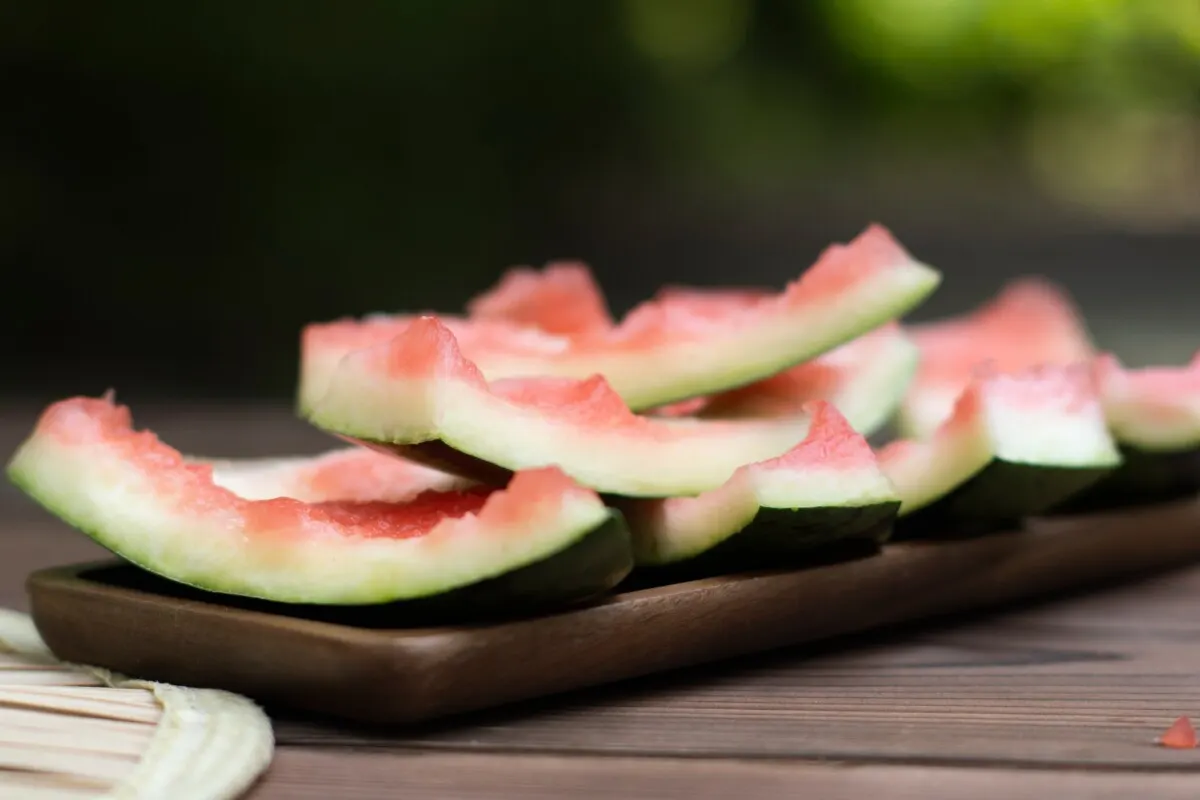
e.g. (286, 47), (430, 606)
(879, 364), (1120, 533)
(5, 396), (628, 605)
(465, 260), (614, 339)
(299, 223), (941, 412)
(304, 316), (823, 497)
(900, 277), (1097, 438)
(212, 401), (898, 568)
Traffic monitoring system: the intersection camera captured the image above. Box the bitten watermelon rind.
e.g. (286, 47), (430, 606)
(6, 417), (631, 607)
(881, 368), (1123, 535)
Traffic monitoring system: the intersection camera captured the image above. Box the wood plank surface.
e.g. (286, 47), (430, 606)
(249, 749), (1200, 800)
(267, 563), (1200, 768)
(6, 405), (1200, 797)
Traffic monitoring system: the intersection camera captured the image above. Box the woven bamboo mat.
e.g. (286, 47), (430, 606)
(0, 609), (272, 799)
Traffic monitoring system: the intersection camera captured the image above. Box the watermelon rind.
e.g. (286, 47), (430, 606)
(619, 402), (901, 567)
(306, 318), (820, 498)
(6, 410), (633, 607)
(299, 225), (942, 413)
(881, 369), (1123, 537)
(694, 323), (921, 438)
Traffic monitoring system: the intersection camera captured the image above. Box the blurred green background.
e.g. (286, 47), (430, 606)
(3, 0), (1199, 401)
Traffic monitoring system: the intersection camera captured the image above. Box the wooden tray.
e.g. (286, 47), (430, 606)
(25, 497), (1200, 726)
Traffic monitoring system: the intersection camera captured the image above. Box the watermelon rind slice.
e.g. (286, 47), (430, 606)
(1052, 352), (1200, 513)
(305, 317), (821, 497)
(880, 365), (1122, 536)
(619, 402), (900, 567)
(681, 322), (920, 438)
(299, 223), (941, 412)
(6, 397), (633, 607)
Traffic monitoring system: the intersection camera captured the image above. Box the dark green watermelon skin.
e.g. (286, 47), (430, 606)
(629, 501), (899, 584)
(892, 460), (1116, 540)
(1047, 446), (1200, 515)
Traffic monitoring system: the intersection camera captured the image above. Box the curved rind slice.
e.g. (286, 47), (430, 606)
(0, 607), (274, 800)
(899, 277), (1096, 438)
(655, 322), (919, 437)
(879, 365), (1121, 535)
(466, 260), (614, 338)
(1095, 351), (1200, 452)
(1054, 352), (1200, 512)
(619, 402), (900, 566)
(304, 317), (816, 497)
(6, 396), (631, 606)
(300, 223), (941, 411)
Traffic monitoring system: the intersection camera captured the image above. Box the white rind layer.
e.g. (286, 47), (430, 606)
(8, 433), (611, 605)
(819, 328), (920, 436)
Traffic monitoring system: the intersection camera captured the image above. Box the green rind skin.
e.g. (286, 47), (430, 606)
(8, 461), (633, 608)
(892, 460), (1115, 540)
(76, 515), (632, 627)
(1047, 446), (1200, 515)
(632, 501), (899, 580)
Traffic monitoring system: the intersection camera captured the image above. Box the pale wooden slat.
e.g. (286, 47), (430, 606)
(0, 688), (160, 724)
(0, 717), (151, 758)
(12, 686), (161, 708)
(0, 707), (153, 739)
(0, 671), (103, 687)
(0, 771), (107, 800)
(0, 743), (135, 783)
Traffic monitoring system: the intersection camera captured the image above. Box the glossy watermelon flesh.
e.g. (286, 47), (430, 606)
(6, 396), (631, 605)
(879, 364), (1121, 535)
(299, 223), (941, 413)
(305, 316), (829, 497)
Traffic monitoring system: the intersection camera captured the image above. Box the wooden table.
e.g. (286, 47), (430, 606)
(4, 404), (1200, 798)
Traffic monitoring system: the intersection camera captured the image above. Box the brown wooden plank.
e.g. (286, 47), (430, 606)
(268, 563), (1200, 767)
(248, 749), (1200, 800)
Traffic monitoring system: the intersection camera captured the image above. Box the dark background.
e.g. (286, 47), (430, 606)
(3, 0), (1199, 405)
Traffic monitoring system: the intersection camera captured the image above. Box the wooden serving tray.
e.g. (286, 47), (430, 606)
(25, 497), (1200, 726)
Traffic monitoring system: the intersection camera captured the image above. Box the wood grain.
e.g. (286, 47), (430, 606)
(249, 749), (1200, 800)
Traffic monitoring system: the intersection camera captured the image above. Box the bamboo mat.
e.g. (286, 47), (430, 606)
(0, 609), (272, 800)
